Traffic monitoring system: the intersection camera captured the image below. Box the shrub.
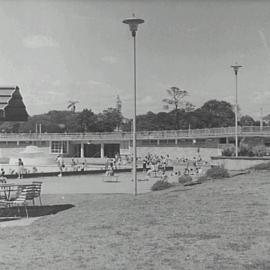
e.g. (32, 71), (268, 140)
(252, 145), (266, 157)
(205, 166), (229, 179)
(151, 180), (172, 191)
(197, 175), (208, 182)
(222, 145), (235, 156)
(239, 143), (254, 157)
(178, 175), (192, 184)
(252, 162), (270, 170)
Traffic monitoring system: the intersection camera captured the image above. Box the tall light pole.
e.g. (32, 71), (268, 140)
(123, 15), (144, 195)
(231, 63), (242, 157)
(260, 107), (263, 131)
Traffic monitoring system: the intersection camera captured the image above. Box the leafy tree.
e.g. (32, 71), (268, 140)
(15, 110), (79, 133)
(121, 118), (132, 132)
(97, 108), (123, 132)
(199, 100), (235, 127)
(137, 111), (159, 131)
(240, 115), (255, 126)
(77, 109), (98, 132)
(156, 112), (175, 130)
(184, 102), (196, 112)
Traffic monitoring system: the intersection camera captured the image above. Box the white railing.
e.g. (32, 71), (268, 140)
(0, 126), (270, 141)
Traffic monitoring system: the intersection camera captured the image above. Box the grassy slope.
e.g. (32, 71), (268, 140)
(0, 172), (270, 269)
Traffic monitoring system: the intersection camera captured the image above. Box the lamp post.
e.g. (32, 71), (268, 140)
(260, 107), (263, 131)
(231, 64), (242, 157)
(123, 15), (144, 195)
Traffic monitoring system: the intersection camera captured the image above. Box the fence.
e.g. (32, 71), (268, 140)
(0, 126), (270, 142)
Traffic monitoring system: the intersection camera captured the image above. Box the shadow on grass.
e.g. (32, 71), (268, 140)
(0, 204), (75, 219)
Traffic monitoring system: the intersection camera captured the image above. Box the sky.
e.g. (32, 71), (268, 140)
(0, 0), (270, 119)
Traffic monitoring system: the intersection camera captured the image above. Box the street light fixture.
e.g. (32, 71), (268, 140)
(123, 14), (144, 195)
(231, 63), (242, 157)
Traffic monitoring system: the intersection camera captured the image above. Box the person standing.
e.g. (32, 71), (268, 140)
(0, 168), (6, 183)
(142, 158), (147, 172)
(18, 158), (24, 179)
(56, 155), (64, 177)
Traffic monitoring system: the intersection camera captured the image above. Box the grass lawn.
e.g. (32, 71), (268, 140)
(0, 171), (270, 269)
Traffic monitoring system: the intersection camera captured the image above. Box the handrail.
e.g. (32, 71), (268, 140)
(0, 126), (270, 141)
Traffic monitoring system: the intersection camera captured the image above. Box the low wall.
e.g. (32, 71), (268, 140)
(211, 156), (270, 170)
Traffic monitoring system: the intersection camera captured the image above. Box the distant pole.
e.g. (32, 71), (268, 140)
(231, 64), (242, 157)
(123, 15), (144, 196)
(260, 107), (263, 131)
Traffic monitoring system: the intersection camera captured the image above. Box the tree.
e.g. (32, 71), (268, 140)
(67, 101), (79, 112)
(97, 108), (123, 132)
(184, 101), (196, 112)
(162, 86), (188, 111)
(162, 86), (188, 129)
(77, 109), (98, 132)
(156, 112), (175, 130)
(199, 100), (235, 127)
(137, 111), (159, 131)
(240, 115), (255, 126)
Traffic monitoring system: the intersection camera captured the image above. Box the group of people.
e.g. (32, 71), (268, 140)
(142, 154), (170, 177)
(172, 155), (206, 177)
(180, 166), (203, 176)
(0, 158), (25, 181)
(71, 158), (87, 172)
(56, 156), (88, 177)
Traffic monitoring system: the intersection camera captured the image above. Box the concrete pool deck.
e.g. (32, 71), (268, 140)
(5, 172), (168, 195)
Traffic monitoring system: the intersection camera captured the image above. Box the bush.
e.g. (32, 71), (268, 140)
(206, 166), (229, 179)
(252, 145), (266, 157)
(222, 145), (235, 156)
(178, 175), (192, 184)
(239, 143), (254, 157)
(197, 175), (208, 182)
(151, 180), (172, 191)
(252, 162), (270, 170)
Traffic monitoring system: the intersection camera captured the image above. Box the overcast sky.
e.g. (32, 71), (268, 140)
(1, 0), (270, 119)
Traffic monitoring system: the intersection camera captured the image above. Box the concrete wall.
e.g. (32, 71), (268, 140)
(211, 156), (270, 170)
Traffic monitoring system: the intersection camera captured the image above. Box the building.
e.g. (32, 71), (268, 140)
(0, 86), (28, 121)
(0, 126), (270, 165)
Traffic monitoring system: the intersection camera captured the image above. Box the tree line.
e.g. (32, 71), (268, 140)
(0, 87), (262, 133)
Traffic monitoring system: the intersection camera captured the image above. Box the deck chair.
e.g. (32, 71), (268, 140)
(32, 181), (42, 205)
(0, 186), (32, 218)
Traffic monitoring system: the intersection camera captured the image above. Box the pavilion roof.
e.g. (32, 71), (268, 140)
(0, 86), (28, 121)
